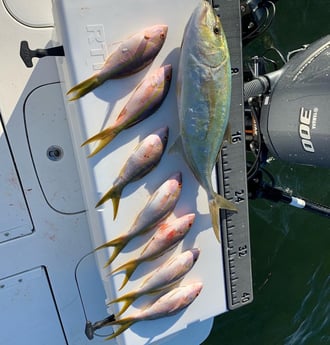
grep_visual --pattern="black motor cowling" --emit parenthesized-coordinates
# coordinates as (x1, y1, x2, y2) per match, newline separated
(259, 35, 330, 167)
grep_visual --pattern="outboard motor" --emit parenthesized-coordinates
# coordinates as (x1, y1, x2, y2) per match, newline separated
(245, 35, 330, 167)
(244, 35, 330, 217)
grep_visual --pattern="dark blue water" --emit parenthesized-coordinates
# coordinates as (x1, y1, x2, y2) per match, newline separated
(203, 1, 330, 344)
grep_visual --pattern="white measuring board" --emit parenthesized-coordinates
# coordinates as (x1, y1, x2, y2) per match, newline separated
(52, 1, 227, 344)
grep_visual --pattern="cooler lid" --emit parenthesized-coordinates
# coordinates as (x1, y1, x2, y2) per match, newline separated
(52, 0, 229, 344)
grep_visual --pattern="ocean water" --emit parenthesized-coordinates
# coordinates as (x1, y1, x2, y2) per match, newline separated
(203, 1, 330, 344)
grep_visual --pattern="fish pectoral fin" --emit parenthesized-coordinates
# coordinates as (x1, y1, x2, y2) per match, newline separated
(150, 281, 181, 296)
(224, 123, 232, 143)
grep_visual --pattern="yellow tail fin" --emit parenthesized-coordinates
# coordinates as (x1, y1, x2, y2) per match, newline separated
(95, 186, 122, 220)
(66, 75, 102, 101)
(111, 260, 139, 290)
(209, 194, 237, 242)
(81, 127, 119, 157)
(103, 243, 125, 268)
(104, 320, 134, 340)
(94, 239, 127, 267)
(109, 293, 137, 317)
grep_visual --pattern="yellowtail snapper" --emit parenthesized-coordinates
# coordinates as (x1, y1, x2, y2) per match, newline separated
(104, 282, 203, 340)
(67, 25, 168, 100)
(94, 172, 182, 267)
(95, 126, 169, 218)
(108, 248, 200, 316)
(111, 213, 195, 290)
(81, 64, 172, 157)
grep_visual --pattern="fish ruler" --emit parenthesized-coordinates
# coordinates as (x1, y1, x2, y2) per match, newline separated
(213, 0, 254, 310)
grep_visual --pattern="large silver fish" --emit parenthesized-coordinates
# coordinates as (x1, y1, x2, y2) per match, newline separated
(95, 126, 169, 218)
(94, 172, 182, 267)
(104, 282, 203, 340)
(67, 25, 168, 100)
(176, 0, 237, 241)
(82, 64, 172, 157)
(109, 248, 200, 316)
(111, 213, 195, 290)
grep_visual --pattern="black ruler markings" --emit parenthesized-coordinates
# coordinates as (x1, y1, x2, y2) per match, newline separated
(213, 0, 254, 310)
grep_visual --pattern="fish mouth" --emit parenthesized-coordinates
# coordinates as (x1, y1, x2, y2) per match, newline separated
(162, 25, 168, 33)
(199, 1, 217, 28)
(197, 2, 209, 25)
(144, 24, 168, 40)
(159, 24, 168, 39)
(195, 2, 225, 69)
(154, 126, 169, 147)
(191, 248, 201, 262)
(163, 64, 173, 80)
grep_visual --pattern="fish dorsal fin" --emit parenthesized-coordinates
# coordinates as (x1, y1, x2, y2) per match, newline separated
(168, 136, 184, 155)
(224, 123, 232, 143)
(216, 123, 232, 161)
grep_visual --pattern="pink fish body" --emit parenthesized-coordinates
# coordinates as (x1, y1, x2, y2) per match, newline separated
(67, 25, 168, 100)
(109, 248, 200, 316)
(105, 282, 203, 340)
(95, 126, 169, 218)
(112, 213, 196, 289)
(95, 172, 182, 267)
(82, 64, 172, 157)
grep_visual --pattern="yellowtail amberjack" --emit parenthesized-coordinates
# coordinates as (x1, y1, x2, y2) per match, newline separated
(175, 0, 237, 241)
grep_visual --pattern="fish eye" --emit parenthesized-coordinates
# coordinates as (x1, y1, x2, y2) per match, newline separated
(213, 26, 220, 35)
